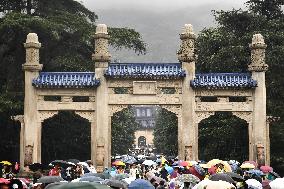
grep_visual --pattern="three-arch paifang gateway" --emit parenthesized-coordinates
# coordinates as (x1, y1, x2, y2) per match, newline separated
(17, 24, 271, 172)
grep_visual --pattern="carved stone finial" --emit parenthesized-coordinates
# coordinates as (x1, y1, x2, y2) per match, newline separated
(23, 33, 43, 71)
(177, 24, 196, 63)
(95, 24, 108, 34)
(248, 33, 268, 72)
(93, 24, 111, 67)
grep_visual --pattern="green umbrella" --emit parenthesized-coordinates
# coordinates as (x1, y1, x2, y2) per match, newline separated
(53, 182, 110, 189)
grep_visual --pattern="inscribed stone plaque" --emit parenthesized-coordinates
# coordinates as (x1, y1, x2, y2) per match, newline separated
(133, 81, 157, 95)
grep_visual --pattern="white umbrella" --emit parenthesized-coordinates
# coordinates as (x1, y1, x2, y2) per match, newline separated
(269, 178, 284, 189)
(142, 160, 156, 166)
(245, 179, 262, 189)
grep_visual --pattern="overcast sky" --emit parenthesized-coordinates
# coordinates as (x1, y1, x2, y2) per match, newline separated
(82, 0, 247, 12)
(81, 0, 248, 62)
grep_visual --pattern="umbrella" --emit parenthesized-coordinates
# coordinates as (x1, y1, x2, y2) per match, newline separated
(112, 161, 125, 166)
(165, 166, 174, 174)
(121, 156, 137, 164)
(262, 180, 270, 188)
(45, 182, 65, 189)
(50, 160, 70, 168)
(0, 178, 10, 184)
(0, 161, 12, 166)
(113, 173, 129, 180)
(128, 179, 155, 189)
(269, 178, 284, 188)
(207, 159, 223, 167)
(240, 162, 255, 169)
(188, 161, 198, 166)
(177, 174, 200, 184)
(193, 164, 205, 176)
(205, 180, 235, 189)
(123, 177, 136, 184)
(82, 173, 110, 180)
(246, 169, 265, 177)
(260, 165, 273, 173)
(192, 179, 211, 189)
(66, 159, 80, 164)
(246, 179, 262, 189)
(269, 171, 281, 178)
(103, 179, 128, 188)
(29, 163, 44, 171)
(224, 172, 244, 182)
(79, 176, 104, 183)
(37, 176, 64, 184)
(244, 161, 258, 168)
(142, 160, 156, 166)
(55, 182, 110, 189)
(209, 173, 235, 184)
(179, 161, 189, 167)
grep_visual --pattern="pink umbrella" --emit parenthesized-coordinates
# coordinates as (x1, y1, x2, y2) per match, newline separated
(179, 161, 189, 167)
(260, 165, 273, 173)
(0, 178, 10, 184)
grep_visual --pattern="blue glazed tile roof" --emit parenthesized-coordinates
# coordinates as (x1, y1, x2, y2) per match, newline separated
(190, 73, 257, 89)
(105, 63, 186, 79)
(32, 72, 100, 88)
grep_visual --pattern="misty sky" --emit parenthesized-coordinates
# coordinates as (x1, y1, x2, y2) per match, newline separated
(81, 0, 249, 62)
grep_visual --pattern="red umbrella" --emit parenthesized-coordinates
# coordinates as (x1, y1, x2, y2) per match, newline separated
(179, 161, 189, 167)
(260, 165, 273, 173)
(0, 178, 10, 184)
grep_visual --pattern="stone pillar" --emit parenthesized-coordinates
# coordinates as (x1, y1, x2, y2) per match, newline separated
(177, 24, 197, 160)
(248, 34, 269, 166)
(93, 24, 111, 172)
(22, 33, 43, 165)
(11, 115, 24, 169)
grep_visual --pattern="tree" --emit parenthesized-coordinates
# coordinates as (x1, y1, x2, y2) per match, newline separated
(196, 0, 284, 174)
(199, 112, 249, 162)
(153, 108, 178, 156)
(111, 107, 139, 155)
(0, 0, 146, 162)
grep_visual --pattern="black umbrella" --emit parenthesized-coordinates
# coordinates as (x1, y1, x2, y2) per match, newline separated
(50, 160, 70, 168)
(79, 176, 104, 183)
(37, 176, 64, 184)
(29, 163, 44, 171)
(209, 173, 235, 184)
(225, 172, 244, 182)
(82, 173, 110, 180)
(103, 179, 128, 189)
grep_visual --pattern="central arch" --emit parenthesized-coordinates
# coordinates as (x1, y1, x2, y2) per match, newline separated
(41, 111, 91, 164)
(198, 112, 249, 162)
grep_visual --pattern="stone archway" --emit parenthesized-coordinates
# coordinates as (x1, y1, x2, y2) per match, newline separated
(198, 112, 249, 162)
(41, 111, 91, 164)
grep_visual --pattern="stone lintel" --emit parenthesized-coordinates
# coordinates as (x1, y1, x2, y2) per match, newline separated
(195, 102, 252, 112)
(108, 94, 182, 105)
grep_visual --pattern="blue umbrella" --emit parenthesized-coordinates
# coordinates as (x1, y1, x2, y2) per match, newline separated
(165, 166, 174, 174)
(128, 179, 154, 189)
(246, 170, 265, 177)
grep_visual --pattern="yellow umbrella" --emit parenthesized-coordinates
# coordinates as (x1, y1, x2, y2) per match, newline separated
(187, 161, 198, 166)
(240, 163, 255, 169)
(0, 161, 12, 166)
(112, 161, 125, 166)
(207, 159, 223, 167)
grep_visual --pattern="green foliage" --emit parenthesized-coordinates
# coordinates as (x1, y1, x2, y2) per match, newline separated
(197, 0, 284, 174)
(42, 111, 91, 164)
(153, 108, 178, 156)
(0, 0, 146, 163)
(199, 112, 249, 162)
(111, 108, 139, 155)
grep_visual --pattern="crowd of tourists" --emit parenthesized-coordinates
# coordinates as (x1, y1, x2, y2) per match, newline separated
(0, 156, 284, 189)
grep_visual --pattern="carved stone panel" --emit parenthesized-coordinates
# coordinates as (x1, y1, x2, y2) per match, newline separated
(38, 111, 58, 122)
(133, 81, 157, 95)
(75, 111, 95, 122)
(195, 112, 214, 124)
(24, 145, 33, 165)
(109, 105, 128, 116)
(161, 105, 182, 117)
(184, 146, 193, 161)
(232, 112, 253, 124)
